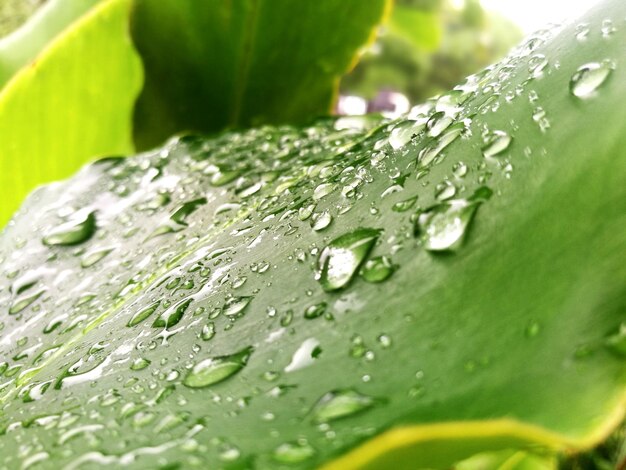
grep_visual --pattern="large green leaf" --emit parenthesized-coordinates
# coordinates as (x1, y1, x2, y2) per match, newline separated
(0, 0, 101, 88)
(0, 0, 143, 226)
(0, 1, 625, 469)
(129, 0, 391, 149)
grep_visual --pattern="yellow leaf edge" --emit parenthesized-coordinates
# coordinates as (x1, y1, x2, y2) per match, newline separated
(321, 390, 626, 469)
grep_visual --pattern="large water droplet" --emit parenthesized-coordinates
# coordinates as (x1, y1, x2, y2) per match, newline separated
(183, 346, 253, 388)
(415, 187, 492, 252)
(285, 338, 321, 372)
(152, 298, 192, 329)
(311, 389, 377, 423)
(317, 228, 381, 291)
(42, 211, 96, 246)
(482, 130, 512, 158)
(222, 296, 252, 317)
(569, 62, 613, 99)
(360, 256, 395, 283)
(127, 300, 161, 327)
(388, 120, 424, 150)
(273, 441, 316, 464)
(170, 198, 207, 225)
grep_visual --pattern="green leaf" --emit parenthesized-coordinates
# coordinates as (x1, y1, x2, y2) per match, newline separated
(0, 0, 101, 88)
(129, 0, 391, 149)
(0, 0, 143, 226)
(389, 5, 442, 51)
(1, 0, 626, 469)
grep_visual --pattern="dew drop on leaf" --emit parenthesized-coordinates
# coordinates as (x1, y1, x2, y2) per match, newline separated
(304, 302, 327, 319)
(127, 300, 161, 327)
(415, 188, 492, 252)
(222, 296, 252, 317)
(569, 61, 613, 98)
(388, 120, 424, 150)
(317, 228, 381, 291)
(360, 256, 395, 283)
(42, 211, 96, 246)
(482, 130, 512, 158)
(183, 346, 253, 388)
(272, 441, 316, 464)
(152, 298, 192, 328)
(310, 389, 378, 423)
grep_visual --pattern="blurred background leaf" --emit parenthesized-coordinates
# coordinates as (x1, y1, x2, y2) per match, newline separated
(0, 0, 100, 87)
(0, 0, 142, 226)
(130, 0, 391, 149)
(339, 0, 521, 112)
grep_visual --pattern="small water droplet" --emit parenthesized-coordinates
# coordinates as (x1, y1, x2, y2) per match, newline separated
(392, 196, 418, 213)
(304, 302, 327, 320)
(569, 61, 613, 98)
(152, 298, 192, 329)
(415, 187, 492, 252)
(183, 346, 253, 388)
(273, 441, 316, 464)
(388, 120, 424, 150)
(130, 358, 151, 371)
(127, 301, 161, 327)
(222, 296, 252, 317)
(201, 322, 216, 341)
(435, 181, 457, 201)
(311, 210, 332, 231)
(285, 338, 321, 372)
(360, 256, 395, 283)
(317, 228, 381, 291)
(311, 389, 378, 423)
(482, 130, 512, 158)
(42, 211, 96, 246)
(605, 323, 626, 357)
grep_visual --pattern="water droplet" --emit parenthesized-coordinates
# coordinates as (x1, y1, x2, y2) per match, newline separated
(426, 112, 453, 138)
(453, 162, 468, 178)
(285, 338, 321, 372)
(569, 61, 613, 98)
(435, 181, 457, 201)
(9, 289, 45, 315)
(311, 389, 378, 423)
(525, 320, 541, 338)
(317, 228, 381, 291)
(360, 256, 395, 283)
(304, 302, 327, 320)
(81, 247, 114, 268)
(222, 296, 252, 317)
(392, 196, 418, 213)
(201, 322, 216, 341)
(42, 211, 96, 246)
(127, 301, 161, 327)
(415, 187, 492, 252)
(273, 441, 316, 464)
(183, 346, 253, 388)
(528, 54, 548, 78)
(311, 210, 332, 231)
(388, 120, 424, 150)
(482, 130, 512, 158)
(152, 298, 192, 329)
(130, 358, 151, 371)
(605, 323, 626, 357)
(418, 123, 464, 167)
(170, 198, 206, 225)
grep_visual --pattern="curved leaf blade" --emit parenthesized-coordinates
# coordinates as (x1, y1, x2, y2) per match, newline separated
(0, 0, 625, 468)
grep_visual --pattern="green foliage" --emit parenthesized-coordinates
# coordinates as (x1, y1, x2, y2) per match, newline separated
(0, 1, 625, 469)
(130, 0, 391, 149)
(341, 0, 522, 103)
(0, 0, 142, 228)
(0, 0, 390, 226)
